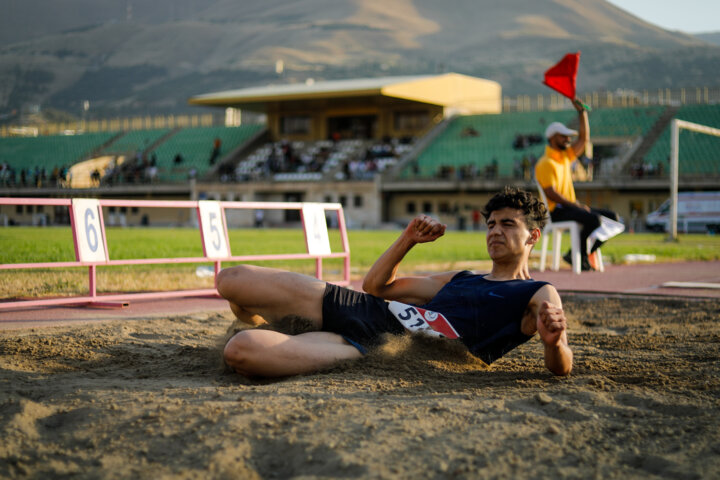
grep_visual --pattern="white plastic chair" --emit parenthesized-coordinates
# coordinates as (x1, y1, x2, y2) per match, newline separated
(536, 183, 603, 274)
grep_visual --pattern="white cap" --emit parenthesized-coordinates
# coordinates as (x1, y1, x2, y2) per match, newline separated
(545, 122, 578, 139)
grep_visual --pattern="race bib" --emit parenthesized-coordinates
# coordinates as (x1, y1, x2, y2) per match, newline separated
(388, 301, 460, 339)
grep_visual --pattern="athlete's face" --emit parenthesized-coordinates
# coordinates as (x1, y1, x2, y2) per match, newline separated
(485, 207, 538, 261)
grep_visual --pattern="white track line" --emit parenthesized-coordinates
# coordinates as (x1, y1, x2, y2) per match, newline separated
(661, 281, 720, 289)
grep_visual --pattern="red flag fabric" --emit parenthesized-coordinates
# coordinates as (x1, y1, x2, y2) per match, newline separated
(543, 52, 580, 99)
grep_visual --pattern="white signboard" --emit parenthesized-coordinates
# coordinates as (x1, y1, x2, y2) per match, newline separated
(302, 204, 331, 255)
(71, 199, 108, 262)
(197, 201, 230, 258)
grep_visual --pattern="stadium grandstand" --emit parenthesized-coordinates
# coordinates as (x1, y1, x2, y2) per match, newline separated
(400, 110, 577, 180)
(0, 132, 118, 187)
(1, 74, 719, 230)
(136, 124, 264, 183)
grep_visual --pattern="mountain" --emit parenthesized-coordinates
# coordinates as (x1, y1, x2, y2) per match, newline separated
(1, 0, 719, 119)
(695, 32, 720, 46)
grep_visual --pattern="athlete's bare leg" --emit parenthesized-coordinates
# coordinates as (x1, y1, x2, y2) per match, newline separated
(216, 264, 327, 328)
(223, 329, 362, 377)
(217, 264, 362, 377)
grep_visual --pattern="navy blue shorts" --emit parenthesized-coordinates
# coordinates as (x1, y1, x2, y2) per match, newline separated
(321, 283, 404, 354)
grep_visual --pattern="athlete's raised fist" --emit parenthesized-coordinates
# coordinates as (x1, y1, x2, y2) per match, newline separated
(405, 214, 446, 244)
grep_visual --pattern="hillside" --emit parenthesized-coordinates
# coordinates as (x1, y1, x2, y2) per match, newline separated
(1, 0, 719, 119)
(695, 32, 720, 46)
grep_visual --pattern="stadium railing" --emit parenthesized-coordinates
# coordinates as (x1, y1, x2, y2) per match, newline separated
(0, 198, 350, 312)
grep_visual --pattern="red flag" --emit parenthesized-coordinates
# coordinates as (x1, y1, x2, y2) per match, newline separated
(543, 52, 580, 100)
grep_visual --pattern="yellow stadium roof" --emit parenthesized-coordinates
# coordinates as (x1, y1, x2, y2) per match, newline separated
(188, 73, 501, 114)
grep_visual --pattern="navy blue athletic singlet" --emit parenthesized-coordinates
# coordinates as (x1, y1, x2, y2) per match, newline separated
(322, 271, 549, 364)
(416, 271, 549, 364)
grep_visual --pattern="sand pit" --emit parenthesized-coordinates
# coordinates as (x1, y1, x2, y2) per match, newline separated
(1, 295, 719, 479)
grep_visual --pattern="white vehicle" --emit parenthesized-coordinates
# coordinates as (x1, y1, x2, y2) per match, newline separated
(645, 192, 720, 234)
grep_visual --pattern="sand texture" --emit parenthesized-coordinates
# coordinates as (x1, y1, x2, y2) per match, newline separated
(1, 295, 719, 479)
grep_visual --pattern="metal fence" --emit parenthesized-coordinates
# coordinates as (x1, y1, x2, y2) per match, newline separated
(0, 198, 350, 312)
(0, 113, 219, 137)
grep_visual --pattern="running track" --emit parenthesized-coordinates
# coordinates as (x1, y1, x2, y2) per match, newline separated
(1, 261, 718, 330)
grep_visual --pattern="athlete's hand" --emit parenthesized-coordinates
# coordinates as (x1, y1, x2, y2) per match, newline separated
(405, 214, 446, 244)
(537, 301, 567, 346)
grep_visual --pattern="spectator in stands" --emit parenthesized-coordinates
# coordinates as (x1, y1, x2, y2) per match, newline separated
(513, 158, 522, 178)
(521, 156, 531, 181)
(145, 164, 158, 184)
(485, 158, 498, 179)
(103, 162, 115, 187)
(60, 166, 69, 187)
(0, 163, 9, 187)
(535, 99, 620, 271)
(281, 140, 294, 167)
(174, 153, 184, 165)
(209, 138, 222, 165)
(461, 126, 479, 137)
(91, 168, 101, 187)
(472, 209, 481, 230)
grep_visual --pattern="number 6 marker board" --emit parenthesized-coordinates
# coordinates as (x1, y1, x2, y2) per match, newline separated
(197, 200, 230, 259)
(71, 198, 108, 262)
(302, 204, 331, 255)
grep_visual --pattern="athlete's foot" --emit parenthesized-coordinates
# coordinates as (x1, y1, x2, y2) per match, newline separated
(229, 302, 267, 326)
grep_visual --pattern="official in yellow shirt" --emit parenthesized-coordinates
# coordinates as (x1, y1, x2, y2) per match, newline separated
(535, 100, 620, 271)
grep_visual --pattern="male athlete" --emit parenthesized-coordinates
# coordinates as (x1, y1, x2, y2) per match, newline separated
(219, 186, 572, 378)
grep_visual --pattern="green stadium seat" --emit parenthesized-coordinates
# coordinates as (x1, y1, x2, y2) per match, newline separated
(0, 132, 118, 173)
(101, 129, 172, 156)
(402, 110, 576, 179)
(149, 125, 264, 182)
(589, 106, 665, 138)
(643, 105, 720, 176)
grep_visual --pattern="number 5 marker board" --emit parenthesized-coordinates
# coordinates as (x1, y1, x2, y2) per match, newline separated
(197, 200, 230, 258)
(71, 198, 108, 262)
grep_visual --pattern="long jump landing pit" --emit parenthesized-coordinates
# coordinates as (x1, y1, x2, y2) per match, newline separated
(1, 262, 719, 478)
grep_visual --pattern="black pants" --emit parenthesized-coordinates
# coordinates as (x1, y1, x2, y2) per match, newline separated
(550, 205, 619, 258)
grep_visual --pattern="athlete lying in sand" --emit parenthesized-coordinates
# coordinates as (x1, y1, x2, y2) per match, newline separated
(219, 186, 573, 378)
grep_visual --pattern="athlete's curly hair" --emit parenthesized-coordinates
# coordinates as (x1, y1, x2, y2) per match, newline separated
(481, 186, 548, 231)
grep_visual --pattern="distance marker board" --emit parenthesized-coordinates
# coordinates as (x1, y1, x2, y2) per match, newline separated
(302, 204, 331, 255)
(197, 200, 230, 258)
(71, 198, 108, 262)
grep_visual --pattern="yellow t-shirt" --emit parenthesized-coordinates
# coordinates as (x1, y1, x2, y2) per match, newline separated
(535, 145, 576, 212)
